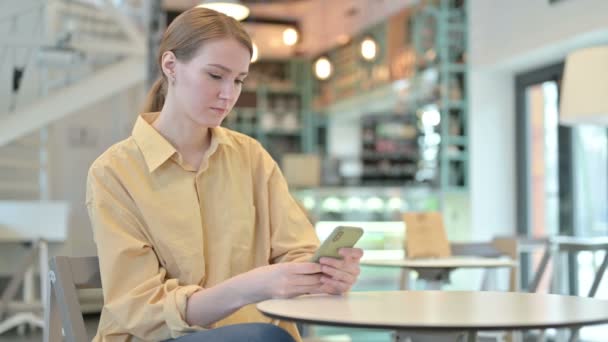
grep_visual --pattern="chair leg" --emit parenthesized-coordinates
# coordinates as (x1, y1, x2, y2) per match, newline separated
(0, 242, 39, 319)
(44, 273, 63, 342)
(528, 248, 551, 293)
(0, 313, 43, 335)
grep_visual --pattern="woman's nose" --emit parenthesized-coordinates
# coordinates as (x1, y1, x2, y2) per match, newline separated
(218, 82, 237, 100)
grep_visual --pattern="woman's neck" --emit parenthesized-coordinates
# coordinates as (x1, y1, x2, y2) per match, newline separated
(153, 101, 211, 156)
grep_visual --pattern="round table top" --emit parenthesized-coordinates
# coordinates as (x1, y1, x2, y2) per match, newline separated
(257, 291, 608, 331)
(361, 256, 516, 269)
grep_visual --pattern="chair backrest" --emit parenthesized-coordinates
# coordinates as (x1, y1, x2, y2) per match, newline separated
(450, 241, 504, 258)
(450, 239, 520, 291)
(501, 235, 551, 292)
(44, 256, 101, 342)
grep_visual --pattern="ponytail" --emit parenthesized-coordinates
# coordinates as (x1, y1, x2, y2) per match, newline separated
(142, 77, 167, 113)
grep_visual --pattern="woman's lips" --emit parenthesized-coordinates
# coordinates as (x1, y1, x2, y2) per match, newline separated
(210, 107, 226, 115)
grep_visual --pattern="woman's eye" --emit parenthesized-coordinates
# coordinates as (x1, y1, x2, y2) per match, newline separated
(209, 73, 222, 80)
(235, 79, 244, 85)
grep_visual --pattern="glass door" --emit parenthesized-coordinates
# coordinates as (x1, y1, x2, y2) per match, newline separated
(526, 80, 561, 238)
(516, 63, 570, 292)
(516, 63, 608, 340)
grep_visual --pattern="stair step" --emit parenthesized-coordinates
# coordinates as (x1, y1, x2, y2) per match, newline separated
(0, 181, 39, 193)
(0, 159, 40, 169)
(0, 146, 42, 161)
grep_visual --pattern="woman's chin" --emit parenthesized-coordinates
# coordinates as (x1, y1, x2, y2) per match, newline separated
(193, 116, 224, 128)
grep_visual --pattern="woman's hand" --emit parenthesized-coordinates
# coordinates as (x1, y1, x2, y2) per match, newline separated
(318, 248, 364, 295)
(235, 262, 323, 304)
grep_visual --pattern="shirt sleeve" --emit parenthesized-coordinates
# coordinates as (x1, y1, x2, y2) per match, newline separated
(257, 149, 320, 263)
(86, 163, 204, 340)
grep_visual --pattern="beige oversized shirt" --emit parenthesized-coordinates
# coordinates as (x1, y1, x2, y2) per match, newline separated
(86, 113, 320, 341)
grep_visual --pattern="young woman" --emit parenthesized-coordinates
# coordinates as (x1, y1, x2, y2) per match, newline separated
(86, 7, 363, 342)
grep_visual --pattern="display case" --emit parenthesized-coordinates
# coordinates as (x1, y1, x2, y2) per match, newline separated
(360, 114, 422, 186)
(292, 186, 440, 259)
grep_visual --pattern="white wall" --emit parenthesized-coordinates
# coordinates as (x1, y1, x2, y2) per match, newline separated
(49, 83, 144, 256)
(468, 0, 608, 237)
(469, 69, 515, 239)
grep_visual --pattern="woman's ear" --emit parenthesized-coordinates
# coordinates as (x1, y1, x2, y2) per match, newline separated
(161, 51, 177, 81)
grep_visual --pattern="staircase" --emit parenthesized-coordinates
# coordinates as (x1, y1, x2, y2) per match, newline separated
(0, 0, 148, 200)
(0, 0, 153, 333)
(0, 132, 49, 200)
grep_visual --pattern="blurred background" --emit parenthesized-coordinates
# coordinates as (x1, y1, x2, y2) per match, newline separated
(0, 0, 607, 341)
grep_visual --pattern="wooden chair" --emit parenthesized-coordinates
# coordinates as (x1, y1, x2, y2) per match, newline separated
(42, 256, 349, 342)
(44, 256, 101, 342)
(451, 238, 519, 292)
(0, 239, 49, 336)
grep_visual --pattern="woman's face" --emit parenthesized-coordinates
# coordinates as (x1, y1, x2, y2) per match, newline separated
(169, 38, 251, 127)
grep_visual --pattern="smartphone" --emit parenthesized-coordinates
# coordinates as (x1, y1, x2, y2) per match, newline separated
(310, 226, 364, 263)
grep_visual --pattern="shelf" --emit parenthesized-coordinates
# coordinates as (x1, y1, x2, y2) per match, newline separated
(443, 186, 469, 194)
(413, 1, 468, 192)
(226, 124, 257, 134)
(446, 136, 468, 146)
(361, 151, 419, 160)
(446, 22, 466, 32)
(362, 170, 417, 177)
(445, 64, 467, 73)
(263, 130, 301, 137)
(441, 100, 465, 110)
(245, 86, 300, 95)
(446, 153, 468, 162)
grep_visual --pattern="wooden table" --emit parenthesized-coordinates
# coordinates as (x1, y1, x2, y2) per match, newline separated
(257, 291, 608, 342)
(361, 256, 516, 290)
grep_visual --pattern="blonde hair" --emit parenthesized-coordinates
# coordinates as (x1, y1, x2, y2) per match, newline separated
(142, 7, 253, 113)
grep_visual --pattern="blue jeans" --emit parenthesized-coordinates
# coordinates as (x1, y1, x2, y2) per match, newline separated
(167, 323, 295, 342)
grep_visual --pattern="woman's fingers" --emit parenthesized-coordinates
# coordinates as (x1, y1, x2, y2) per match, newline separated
(289, 262, 322, 274)
(293, 284, 324, 296)
(339, 248, 364, 260)
(319, 257, 360, 278)
(320, 277, 349, 294)
(320, 264, 356, 284)
(290, 273, 323, 286)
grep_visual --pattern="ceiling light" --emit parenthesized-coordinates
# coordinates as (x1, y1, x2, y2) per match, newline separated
(361, 36, 377, 61)
(282, 27, 299, 46)
(251, 41, 259, 63)
(314, 56, 332, 80)
(197, 0, 250, 21)
(421, 106, 441, 126)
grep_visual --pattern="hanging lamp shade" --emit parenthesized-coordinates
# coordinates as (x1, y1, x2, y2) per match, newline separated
(560, 45, 608, 126)
(197, 0, 250, 21)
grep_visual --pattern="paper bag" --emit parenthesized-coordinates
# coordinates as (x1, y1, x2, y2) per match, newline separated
(403, 212, 451, 258)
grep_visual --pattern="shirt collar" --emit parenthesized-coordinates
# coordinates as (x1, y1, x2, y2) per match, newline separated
(132, 112, 234, 173)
